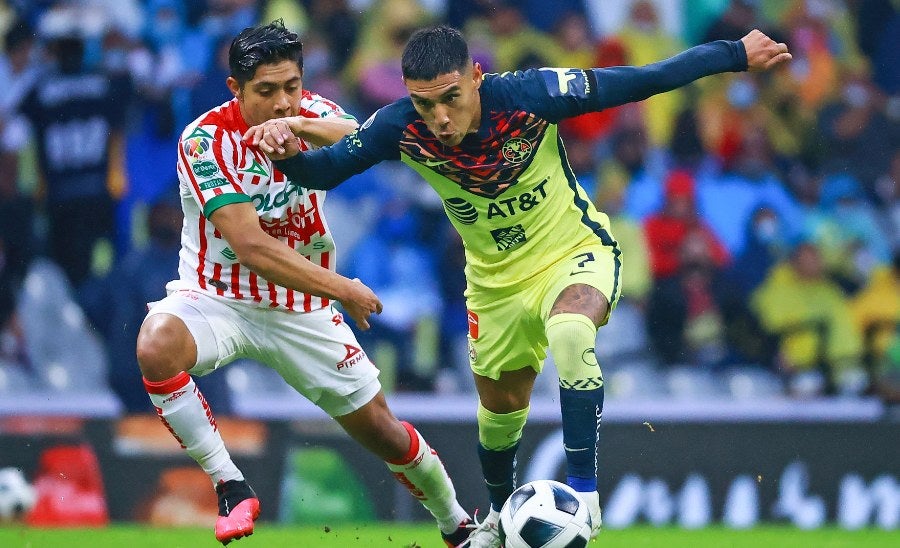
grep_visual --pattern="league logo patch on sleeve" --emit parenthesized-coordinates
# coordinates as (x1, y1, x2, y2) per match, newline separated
(183, 137, 209, 161)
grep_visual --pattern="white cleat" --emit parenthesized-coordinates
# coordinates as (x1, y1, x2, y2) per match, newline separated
(579, 490, 602, 538)
(460, 508, 501, 548)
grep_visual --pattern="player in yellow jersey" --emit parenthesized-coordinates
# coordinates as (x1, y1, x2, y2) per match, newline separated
(247, 25, 791, 547)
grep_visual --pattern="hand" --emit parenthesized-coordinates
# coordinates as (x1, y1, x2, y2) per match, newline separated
(740, 29, 792, 72)
(339, 278, 383, 331)
(243, 119, 301, 160)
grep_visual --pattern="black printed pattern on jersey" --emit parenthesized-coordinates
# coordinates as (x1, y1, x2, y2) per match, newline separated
(398, 110, 549, 199)
(490, 225, 527, 250)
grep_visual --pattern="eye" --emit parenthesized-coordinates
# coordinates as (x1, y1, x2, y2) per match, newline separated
(286, 84, 300, 93)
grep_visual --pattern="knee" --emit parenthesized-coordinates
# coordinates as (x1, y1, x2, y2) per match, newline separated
(136, 315, 196, 381)
(547, 313, 601, 385)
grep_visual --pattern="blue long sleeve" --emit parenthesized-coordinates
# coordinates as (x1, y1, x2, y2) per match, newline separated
(591, 40, 747, 110)
(272, 148, 362, 190)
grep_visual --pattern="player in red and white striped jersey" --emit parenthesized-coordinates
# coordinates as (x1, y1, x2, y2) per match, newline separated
(174, 87, 342, 312)
(135, 21, 472, 547)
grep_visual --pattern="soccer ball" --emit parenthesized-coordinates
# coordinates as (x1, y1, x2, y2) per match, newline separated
(0, 467, 37, 522)
(499, 480, 593, 548)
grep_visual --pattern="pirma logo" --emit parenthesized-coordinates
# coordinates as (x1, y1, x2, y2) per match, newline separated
(337, 344, 366, 370)
(501, 137, 533, 164)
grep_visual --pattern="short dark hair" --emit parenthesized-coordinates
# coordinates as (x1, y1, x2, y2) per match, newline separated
(401, 25, 470, 81)
(229, 20, 303, 86)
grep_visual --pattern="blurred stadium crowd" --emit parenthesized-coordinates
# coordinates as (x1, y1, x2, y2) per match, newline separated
(0, 0, 897, 414)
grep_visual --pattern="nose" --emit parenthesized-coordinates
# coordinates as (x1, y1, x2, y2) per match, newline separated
(433, 104, 451, 127)
(274, 91, 292, 113)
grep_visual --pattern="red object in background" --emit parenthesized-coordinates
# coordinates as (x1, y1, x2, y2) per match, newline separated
(26, 443, 109, 527)
(558, 38, 630, 143)
(644, 171, 730, 279)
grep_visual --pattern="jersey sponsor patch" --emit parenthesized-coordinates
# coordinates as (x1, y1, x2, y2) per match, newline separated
(490, 224, 527, 250)
(467, 310, 479, 339)
(191, 160, 219, 177)
(444, 197, 478, 224)
(198, 177, 230, 191)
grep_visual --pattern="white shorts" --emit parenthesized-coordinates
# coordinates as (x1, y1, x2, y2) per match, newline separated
(144, 289, 381, 417)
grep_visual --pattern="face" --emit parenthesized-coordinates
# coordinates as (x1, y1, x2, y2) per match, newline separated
(793, 243, 823, 279)
(405, 62, 483, 147)
(228, 59, 303, 127)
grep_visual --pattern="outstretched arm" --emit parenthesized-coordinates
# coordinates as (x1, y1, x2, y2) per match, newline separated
(244, 104, 405, 190)
(593, 29, 789, 110)
(243, 115, 358, 152)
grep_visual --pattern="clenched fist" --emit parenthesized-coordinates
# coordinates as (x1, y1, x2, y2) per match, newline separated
(741, 29, 792, 72)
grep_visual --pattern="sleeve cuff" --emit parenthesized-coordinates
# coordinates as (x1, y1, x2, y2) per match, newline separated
(203, 193, 252, 218)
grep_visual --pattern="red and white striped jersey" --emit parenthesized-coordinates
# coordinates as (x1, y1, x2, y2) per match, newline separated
(170, 90, 354, 312)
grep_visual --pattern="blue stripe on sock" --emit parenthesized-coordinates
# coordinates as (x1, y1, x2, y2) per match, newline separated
(567, 475, 597, 492)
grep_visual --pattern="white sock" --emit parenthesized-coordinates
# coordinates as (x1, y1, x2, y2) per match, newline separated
(386, 422, 470, 533)
(144, 372, 243, 486)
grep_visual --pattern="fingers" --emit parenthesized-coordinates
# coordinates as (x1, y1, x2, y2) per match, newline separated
(243, 122, 294, 155)
(765, 52, 792, 69)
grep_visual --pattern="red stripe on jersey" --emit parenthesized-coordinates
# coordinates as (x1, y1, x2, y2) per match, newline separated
(212, 128, 243, 192)
(232, 131, 239, 172)
(286, 288, 294, 310)
(197, 216, 208, 289)
(179, 142, 206, 206)
(303, 256, 313, 312)
(286, 234, 295, 310)
(231, 263, 243, 299)
(321, 251, 331, 307)
(267, 282, 278, 308)
(249, 271, 262, 302)
(212, 263, 224, 296)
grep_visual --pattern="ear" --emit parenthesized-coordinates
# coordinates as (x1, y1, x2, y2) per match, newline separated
(472, 62, 484, 89)
(226, 76, 241, 99)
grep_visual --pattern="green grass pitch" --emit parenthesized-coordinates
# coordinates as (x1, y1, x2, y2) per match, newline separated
(1, 523, 897, 548)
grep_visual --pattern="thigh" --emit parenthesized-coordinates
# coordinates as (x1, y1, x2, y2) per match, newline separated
(143, 290, 250, 375)
(262, 306, 381, 417)
(541, 244, 621, 326)
(466, 287, 546, 380)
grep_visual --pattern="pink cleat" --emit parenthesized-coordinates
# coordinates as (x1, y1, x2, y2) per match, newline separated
(214, 480, 260, 545)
